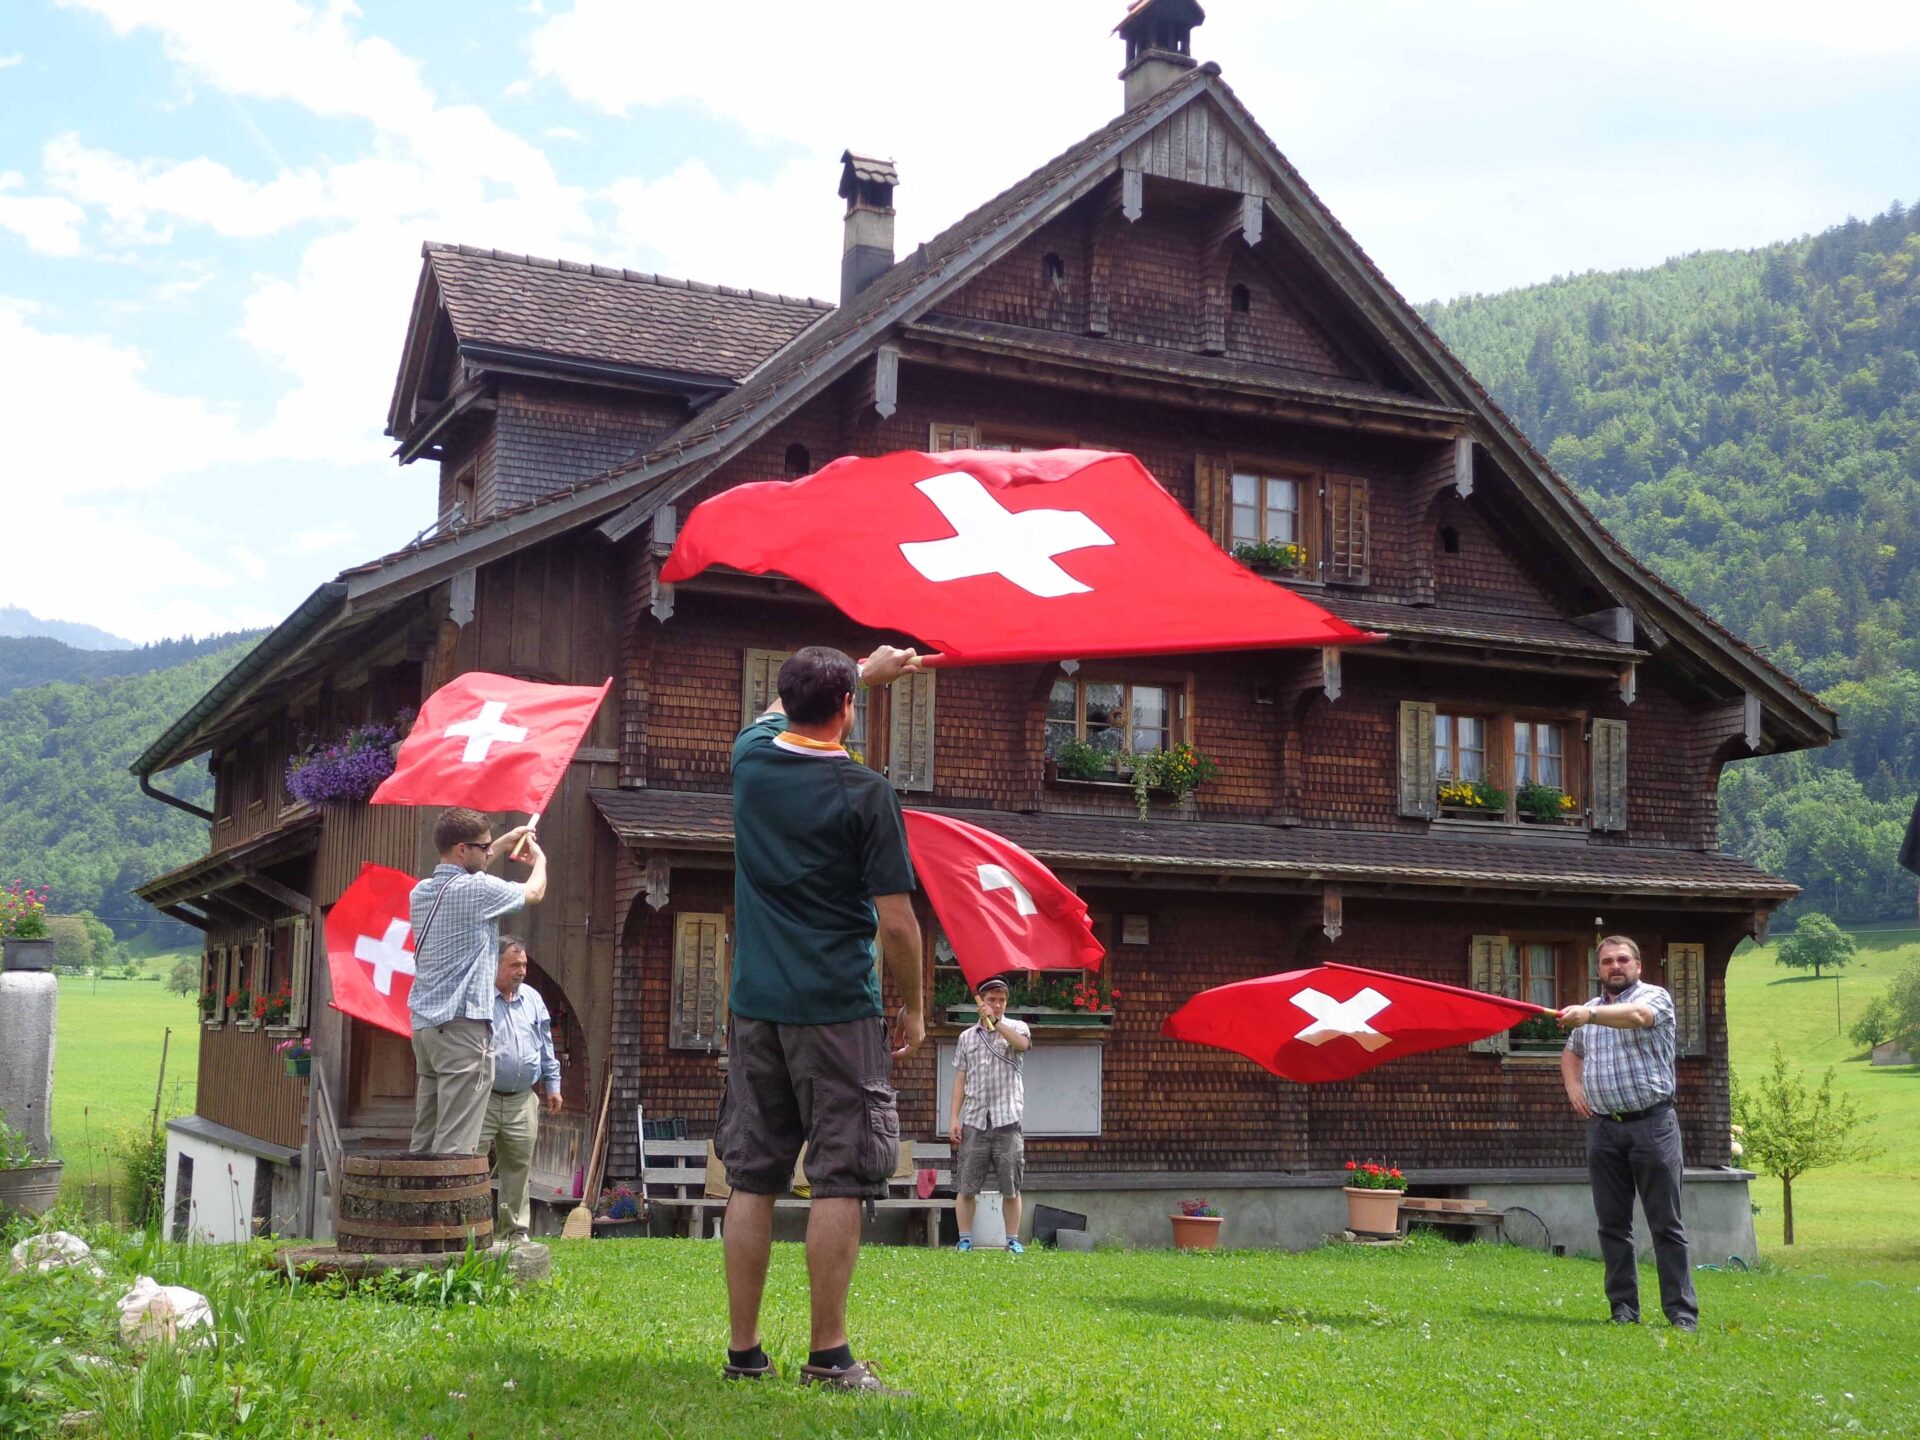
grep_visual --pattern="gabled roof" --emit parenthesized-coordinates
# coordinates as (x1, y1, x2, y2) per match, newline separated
(385, 243, 835, 441)
(145, 61, 1834, 776)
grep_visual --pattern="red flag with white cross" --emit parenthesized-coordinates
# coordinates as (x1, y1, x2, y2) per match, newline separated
(369, 671, 611, 814)
(660, 450, 1378, 665)
(324, 863, 419, 1036)
(902, 810, 1105, 988)
(1161, 962, 1548, 1083)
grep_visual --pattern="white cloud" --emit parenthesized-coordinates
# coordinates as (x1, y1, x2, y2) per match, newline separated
(542, 125, 583, 142)
(605, 159, 838, 298)
(0, 53, 23, 69)
(279, 523, 357, 554)
(44, 133, 335, 239)
(0, 173, 86, 256)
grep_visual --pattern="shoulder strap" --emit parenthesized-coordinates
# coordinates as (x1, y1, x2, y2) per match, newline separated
(413, 872, 456, 954)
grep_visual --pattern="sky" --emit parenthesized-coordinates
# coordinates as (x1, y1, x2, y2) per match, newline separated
(3, 0, 1916, 645)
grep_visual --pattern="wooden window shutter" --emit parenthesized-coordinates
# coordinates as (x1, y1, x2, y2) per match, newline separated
(1324, 474, 1371, 585)
(1589, 718, 1628, 831)
(288, 916, 312, 1029)
(670, 912, 730, 1051)
(740, 648, 792, 728)
(929, 422, 979, 451)
(1668, 942, 1707, 1057)
(1469, 935, 1511, 1053)
(1397, 701, 1438, 818)
(205, 946, 225, 1027)
(887, 670, 937, 792)
(1193, 453, 1232, 548)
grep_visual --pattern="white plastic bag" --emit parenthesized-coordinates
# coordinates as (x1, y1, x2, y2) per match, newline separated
(8, 1231, 104, 1277)
(116, 1275, 214, 1350)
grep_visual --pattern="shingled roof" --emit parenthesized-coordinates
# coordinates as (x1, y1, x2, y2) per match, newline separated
(421, 242, 834, 383)
(589, 789, 1799, 901)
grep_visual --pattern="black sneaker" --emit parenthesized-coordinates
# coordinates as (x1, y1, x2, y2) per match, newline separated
(1670, 1316, 1699, 1333)
(798, 1359, 913, 1397)
(1610, 1307, 1641, 1325)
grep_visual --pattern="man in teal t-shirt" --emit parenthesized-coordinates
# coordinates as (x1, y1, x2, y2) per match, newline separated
(715, 643, 926, 1397)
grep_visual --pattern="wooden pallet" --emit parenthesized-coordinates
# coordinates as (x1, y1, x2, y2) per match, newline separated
(1398, 1196, 1491, 1213)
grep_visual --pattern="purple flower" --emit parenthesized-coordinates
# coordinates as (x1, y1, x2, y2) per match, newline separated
(285, 721, 401, 805)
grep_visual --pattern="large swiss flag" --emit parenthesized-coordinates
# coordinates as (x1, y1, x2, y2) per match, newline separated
(324, 863, 419, 1036)
(903, 810, 1105, 987)
(661, 450, 1377, 665)
(1162, 962, 1546, 1083)
(370, 672, 611, 814)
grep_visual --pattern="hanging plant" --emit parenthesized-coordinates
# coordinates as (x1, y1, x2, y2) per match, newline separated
(284, 714, 411, 807)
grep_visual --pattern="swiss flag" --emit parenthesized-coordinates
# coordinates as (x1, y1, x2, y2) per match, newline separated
(661, 450, 1378, 665)
(1161, 962, 1546, 1084)
(324, 863, 419, 1036)
(903, 810, 1105, 988)
(370, 672, 611, 814)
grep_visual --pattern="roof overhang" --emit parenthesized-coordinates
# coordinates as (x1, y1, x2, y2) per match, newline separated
(134, 814, 322, 930)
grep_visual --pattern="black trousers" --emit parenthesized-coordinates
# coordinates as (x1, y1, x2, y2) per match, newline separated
(1587, 1106, 1698, 1324)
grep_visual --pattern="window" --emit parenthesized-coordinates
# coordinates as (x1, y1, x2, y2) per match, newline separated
(1046, 677, 1175, 769)
(1229, 471, 1301, 551)
(1230, 283, 1251, 313)
(741, 647, 929, 788)
(1434, 713, 1486, 782)
(1505, 941, 1562, 1012)
(1515, 721, 1564, 790)
(930, 915, 1113, 1026)
(1042, 251, 1066, 291)
(978, 429, 1071, 452)
(784, 442, 811, 476)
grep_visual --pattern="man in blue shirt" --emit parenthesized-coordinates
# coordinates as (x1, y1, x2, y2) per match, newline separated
(408, 807, 548, 1155)
(480, 936, 562, 1241)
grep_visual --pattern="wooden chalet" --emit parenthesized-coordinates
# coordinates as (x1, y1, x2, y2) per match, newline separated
(135, 1, 1832, 1253)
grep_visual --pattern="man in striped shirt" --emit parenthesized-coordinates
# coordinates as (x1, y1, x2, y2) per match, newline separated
(1559, 935, 1698, 1332)
(947, 975, 1032, 1254)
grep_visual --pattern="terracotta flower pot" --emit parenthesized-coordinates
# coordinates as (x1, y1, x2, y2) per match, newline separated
(1343, 1186, 1403, 1237)
(1169, 1214, 1223, 1249)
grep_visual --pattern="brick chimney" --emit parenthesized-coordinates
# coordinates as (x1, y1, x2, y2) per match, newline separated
(838, 150, 898, 305)
(1115, 0, 1204, 110)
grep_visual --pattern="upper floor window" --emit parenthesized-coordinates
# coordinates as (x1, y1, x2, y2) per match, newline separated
(1514, 720, 1565, 791)
(1434, 713, 1487, 783)
(1046, 677, 1175, 771)
(741, 647, 935, 792)
(1230, 471, 1301, 553)
(1403, 703, 1625, 830)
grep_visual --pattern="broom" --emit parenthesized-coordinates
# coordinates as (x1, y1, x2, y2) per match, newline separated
(562, 1072, 614, 1240)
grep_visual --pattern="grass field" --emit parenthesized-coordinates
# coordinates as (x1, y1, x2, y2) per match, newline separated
(1725, 925, 1920, 1271)
(49, 969, 199, 1206)
(3, 1228, 1917, 1440)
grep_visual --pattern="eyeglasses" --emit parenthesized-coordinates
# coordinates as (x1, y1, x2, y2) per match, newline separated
(463, 839, 493, 852)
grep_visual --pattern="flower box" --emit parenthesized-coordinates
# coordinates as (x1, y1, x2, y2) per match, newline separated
(283, 1055, 311, 1078)
(945, 1004, 1113, 1029)
(2, 938, 54, 973)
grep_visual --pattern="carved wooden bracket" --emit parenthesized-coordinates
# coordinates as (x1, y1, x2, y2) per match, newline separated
(1086, 173, 1142, 337)
(644, 854, 670, 912)
(1618, 662, 1637, 706)
(1322, 886, 1343, 943)
(648, 505, 677, 622)
(872, 344, 899, 419)
(448, 568, 476, 628)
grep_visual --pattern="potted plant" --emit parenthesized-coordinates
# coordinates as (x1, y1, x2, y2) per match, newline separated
(255, 980, 294, 1027)
(0, 1109, 61, 1219)
(1437, 777, 1508, 819)
(1126, 744, 1220, 820)
(200, 980, 222, 1025)
(275, 1035, 312, 1078)
(230, 986, 257, 1028)
(1053, 736, 1115, 782)
(1507, 1014, 1566, 1052)
(592, 1184, 647, 1236)
(1, 882, 54, 973)
(1232, 540, 1305, 575)
(1342, 1160, 1408, 1236)
(284, 715, 410, 808)
(1516, 781, 1579, 825)
(1012, 973, 1119, 1028)
(1169, 1197, 1224, 1249)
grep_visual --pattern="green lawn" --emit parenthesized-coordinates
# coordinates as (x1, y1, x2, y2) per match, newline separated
(50, 970, 199, 1204)
(1726, 926, 1920, 1269)
(3, 1231, 1917, 1440)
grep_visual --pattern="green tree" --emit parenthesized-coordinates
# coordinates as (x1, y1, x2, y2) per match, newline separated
(43, 914, 96, 970)
(1775, 912, 1857, 979)
(166, 953, 199, 996)
(1732, 1045, 1880, 1244)
(1848, 994, 1894, 1051)
(1885, 962, 1920, 1052)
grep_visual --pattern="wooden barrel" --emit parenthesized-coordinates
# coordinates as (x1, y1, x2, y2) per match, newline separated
(335, 1152, 494, 1254)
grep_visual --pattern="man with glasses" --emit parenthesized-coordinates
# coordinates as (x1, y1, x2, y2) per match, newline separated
(1559, 934, 1698, 1332)
(408, 806, 549, 1156)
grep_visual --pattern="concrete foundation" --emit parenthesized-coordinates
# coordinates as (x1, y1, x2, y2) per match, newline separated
(163, 1117, 302, 1244)
(1017, 1167, 1759, 1264)
(0, 972, 57, 1157)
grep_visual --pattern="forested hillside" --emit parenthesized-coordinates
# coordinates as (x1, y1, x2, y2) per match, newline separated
(0, 630, 263, 695)
(1425, 201, 1920, 920)
(0, 639, 255, 945)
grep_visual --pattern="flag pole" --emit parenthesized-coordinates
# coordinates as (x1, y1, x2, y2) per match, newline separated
(510, 812, 541, 862)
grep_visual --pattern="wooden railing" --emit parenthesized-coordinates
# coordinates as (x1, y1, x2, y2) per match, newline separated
(311, 1061, 343, 1203)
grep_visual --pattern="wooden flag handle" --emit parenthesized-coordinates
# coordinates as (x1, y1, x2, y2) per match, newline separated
(509, 812, 541, 861)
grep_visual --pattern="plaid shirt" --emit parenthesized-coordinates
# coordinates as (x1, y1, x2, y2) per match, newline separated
(954, 1018, 1031, 1130)
(408, 865, 526, 1029)
(1566, 979, 1677, 1114)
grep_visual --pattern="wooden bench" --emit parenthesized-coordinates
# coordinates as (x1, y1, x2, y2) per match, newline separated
(1397, 1195, 1505, 1239)
(639, 1139, 957, 1246)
